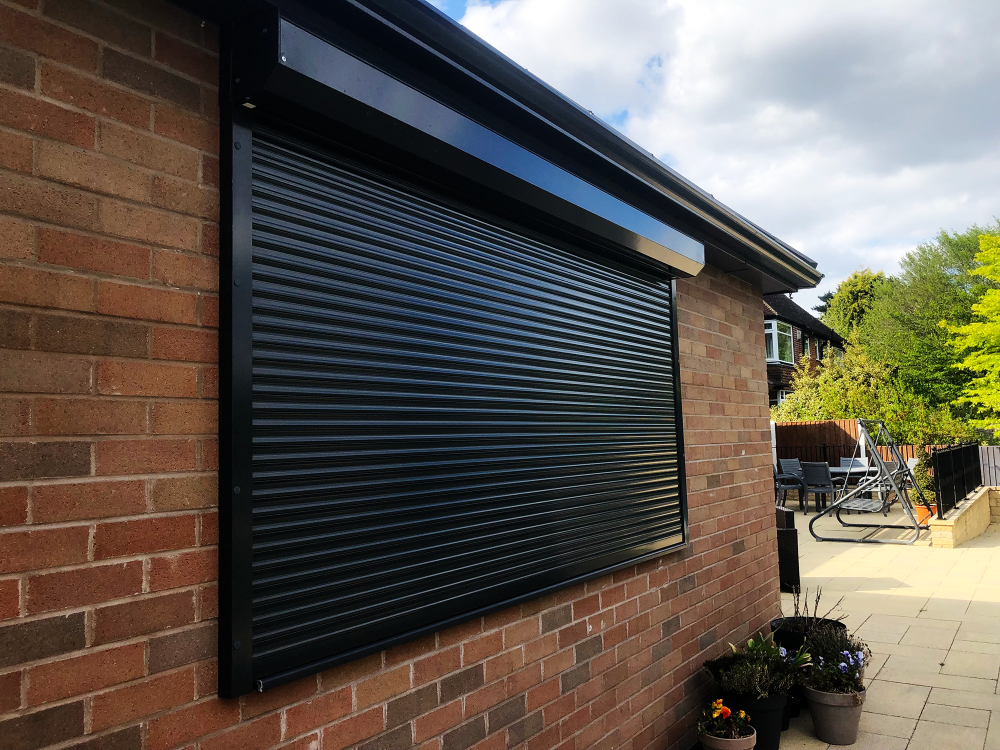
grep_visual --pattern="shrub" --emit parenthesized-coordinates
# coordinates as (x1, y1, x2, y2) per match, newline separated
(703, 632, 811, 699)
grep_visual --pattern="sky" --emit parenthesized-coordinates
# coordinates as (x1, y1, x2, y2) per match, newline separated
(426, 0, 1000, 314)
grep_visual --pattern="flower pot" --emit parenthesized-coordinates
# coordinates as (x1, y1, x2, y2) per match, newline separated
(721, 694, 786, 750)
(769, 617, 846, 729)
(699, 728, 757, 749)
(803, 686, 865, 745)
(916, 504, 937, 524)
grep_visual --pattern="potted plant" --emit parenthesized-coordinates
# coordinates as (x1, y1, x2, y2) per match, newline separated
(703, 632, 810, 750)
(697, 698, 756, 749)
(770, 589, 846, 726)
(913, 450, 937, 523)
(802, 627, 871, 745)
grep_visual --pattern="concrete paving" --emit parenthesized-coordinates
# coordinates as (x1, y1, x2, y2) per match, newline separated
(778, 509, 1000, 749)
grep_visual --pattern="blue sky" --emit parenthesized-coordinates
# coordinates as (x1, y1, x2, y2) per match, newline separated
(427, 0, 1000, 313)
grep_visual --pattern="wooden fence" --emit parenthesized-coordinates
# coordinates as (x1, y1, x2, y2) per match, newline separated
(773, 419, 930, 465)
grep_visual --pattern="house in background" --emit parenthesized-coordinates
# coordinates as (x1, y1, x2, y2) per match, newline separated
(764, 293, 845, 405)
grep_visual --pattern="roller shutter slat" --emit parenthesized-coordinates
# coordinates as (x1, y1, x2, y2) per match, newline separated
(247, 128, 685, 681)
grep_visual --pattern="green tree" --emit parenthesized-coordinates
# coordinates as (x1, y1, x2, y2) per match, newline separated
(821, 269, 886, 336)
(812, 290, 835, 315)
(857, 221, 1000, 407)
(770, 346, 976, 445)
(947, 235, 1000, 430)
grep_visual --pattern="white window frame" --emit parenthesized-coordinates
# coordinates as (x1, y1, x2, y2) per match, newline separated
(803, 335, 811, 359)
(776, 389, 790, 404)
(765, 320, 794, 364)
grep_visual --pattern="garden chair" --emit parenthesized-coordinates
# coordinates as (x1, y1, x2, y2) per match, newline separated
(778, 459, 806, 509)
(774, 465, 806, 510)
(801, 462, 841, 514)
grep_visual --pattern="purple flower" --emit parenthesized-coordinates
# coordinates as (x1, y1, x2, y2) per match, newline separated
(779, 647, 787, 658)
(839, 663, 848, 673)
(856, 651, 865, 663)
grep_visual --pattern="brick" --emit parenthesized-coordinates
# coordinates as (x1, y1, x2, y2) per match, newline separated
(358, 725, 413, 750)
(201, 295, 220, 327)
(27, 642, 144, 705)
(152, 176, 220, 221)
(202, 366, 219, 398)
(35, 398, 147, 435)
(153, 327, 218, 362)
(96, 438, 197, 475)
(241, 676, 318, 719)
(199, 582, 218, 616)
(0, 612, 85, 668)
(0, 441, 91, 481)
(414, 646, 461, 684)
(39, 228, 151, 281)
(0, 87, 94, 149)
(98, 121, 200, 179)
(35, 313, 149, 359)
(0, 580, 18, 620)
(102, 49, 201, 109)
(153, 32, 218, 82)
(27, 561, 142, 614)
(0, 309, 31, 349)
(560, 663, 589, 693)
(0, 399, 31, 437)
(0, 350, 92, 394)
(155, 104, 219, 153)
(152, 473, 218, 510)
(201, 222, 219, 255)
(96, 200, 199, 252)
(0, 265, 94, 313)
(284, 687, 351, 736)
(357, 664, 412, 708)
(196, 657, 218, 697)
(0, 217, 34, 260)
(202, 436, 218, 468)
(275, 735, 322, 750)
(102, 0, 205, 45)
(42, 63, 151, 131)
(0, 45, 34, 89)
(201, 714, 282, 750)
(154, 251, 219, 293)
(148, 622, 216, 672)
(34, 480, 146, 523)
(443, 717, 485, 750)
(0, 172, 97, 229)
(541, 605, 572, 634)
(0, 130, 33, 175)
(487, 695, 526, 732)
(147, 698, 241, 750)
(0, 486, 28, 525)
(64, 725, 141, 750)
(322, 707, 385, 750)
(95, 590, 196, 644)
(202, 155, 220, 187)
(45, 0, 152, 56)
(92, 668, 193, 730)
(0, 5, 99, 71)
(0, 701, 84, 750)
(507, 711, 543, 746)
(463, 631, 503, 664)
(387, 684, 438, 728)
(0, 526, 90, 574)
(149, 548, 217, 591)
(320, 652, 383, 692)
(416, 701, 463, 743)
(0, 669, 20, 712)
(95, 515, 197, 559)
(152, 402, 218, 434)
(440, 665, 484, 702)
(98, 360, 198, 397)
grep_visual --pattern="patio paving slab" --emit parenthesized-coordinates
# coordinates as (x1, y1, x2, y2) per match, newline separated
(780, 510, 1000, 748)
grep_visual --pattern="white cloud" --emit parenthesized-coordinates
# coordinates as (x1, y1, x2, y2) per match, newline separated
(460, 0, 1000, 310)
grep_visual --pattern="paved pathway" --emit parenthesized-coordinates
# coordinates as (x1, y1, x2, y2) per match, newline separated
(778, 510, 1000, 749)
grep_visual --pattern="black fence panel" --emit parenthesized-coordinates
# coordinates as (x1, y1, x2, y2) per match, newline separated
(932, 444, 983, 519)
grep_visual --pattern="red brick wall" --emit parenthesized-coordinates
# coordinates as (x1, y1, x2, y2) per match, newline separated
(0, 3, 779, 749)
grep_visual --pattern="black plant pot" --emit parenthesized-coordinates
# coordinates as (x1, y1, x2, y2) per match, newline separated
(770, 617, 847, 730)
(721, 693, 787, 750)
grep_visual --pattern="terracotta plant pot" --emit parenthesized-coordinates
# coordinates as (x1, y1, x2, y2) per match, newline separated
(721, 694, 786, 750)
(803, 686, 865, 745)
(699, 728, 757, 749)
(916, 504, 938, 524)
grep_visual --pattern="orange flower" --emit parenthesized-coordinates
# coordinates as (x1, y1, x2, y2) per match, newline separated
(720, 707, 731, 719)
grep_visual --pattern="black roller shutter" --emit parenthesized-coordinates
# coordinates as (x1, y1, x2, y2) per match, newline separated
(233, 125, 686, 691)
